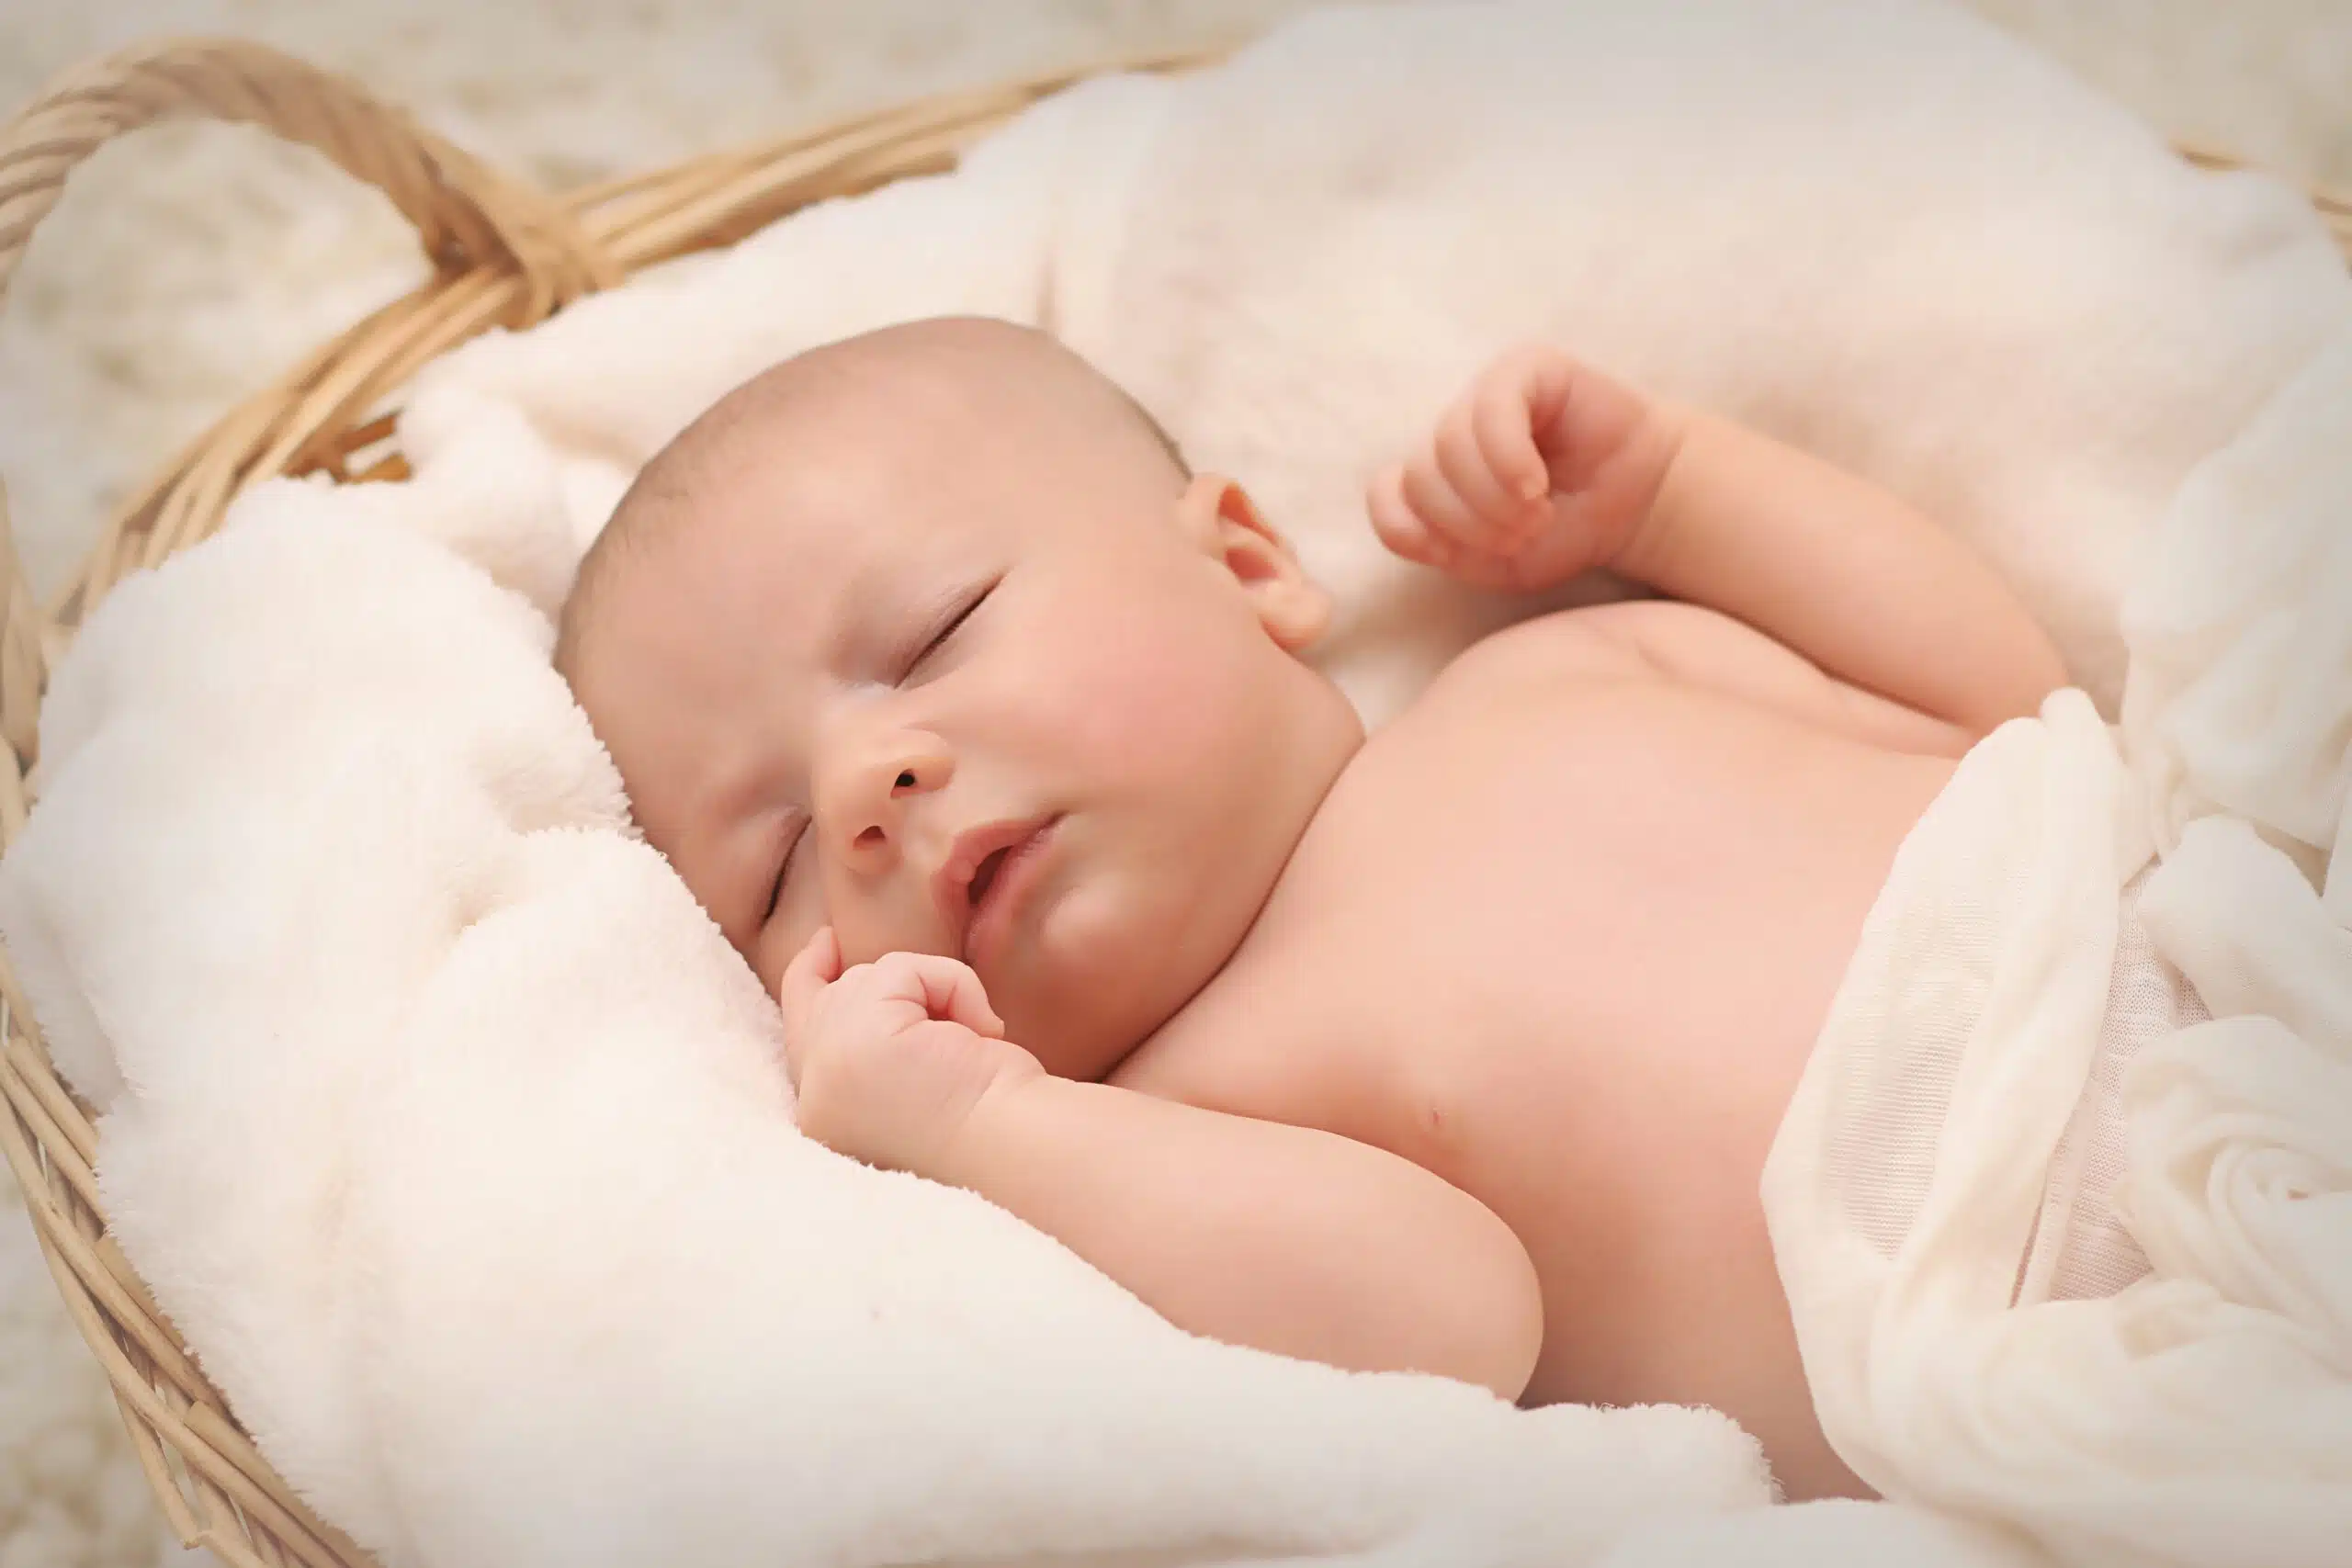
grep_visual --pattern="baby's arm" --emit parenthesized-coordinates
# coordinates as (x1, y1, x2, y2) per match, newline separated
(1372, 347, 2070, 739)
(779, 934, 1543, 1400)
(1623, 408, 2068, 737)
(937, 1071, 1544, 1398)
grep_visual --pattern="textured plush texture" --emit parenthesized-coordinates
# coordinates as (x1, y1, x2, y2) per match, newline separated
(1, 2, 2348, 1565)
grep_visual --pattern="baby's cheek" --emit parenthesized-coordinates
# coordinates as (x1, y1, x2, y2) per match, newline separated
(1046, 618, 1236, 776)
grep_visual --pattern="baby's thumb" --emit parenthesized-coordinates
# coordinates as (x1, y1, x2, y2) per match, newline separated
(777, 928, 842, 1037)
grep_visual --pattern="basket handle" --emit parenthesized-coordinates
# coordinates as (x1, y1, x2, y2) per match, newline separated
(0, 37, 616, 313)
(0, 38, 620, 782)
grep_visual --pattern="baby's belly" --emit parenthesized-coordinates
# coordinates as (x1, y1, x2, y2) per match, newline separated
(1282, 679, 1955, 1498)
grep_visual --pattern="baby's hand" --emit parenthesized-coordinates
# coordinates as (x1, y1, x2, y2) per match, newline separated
(1368, 344, 1684, 593)
(778, 929, 1044, 1177)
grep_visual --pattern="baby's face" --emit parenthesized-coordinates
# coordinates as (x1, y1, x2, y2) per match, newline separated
(572, 350, 1355, 1079)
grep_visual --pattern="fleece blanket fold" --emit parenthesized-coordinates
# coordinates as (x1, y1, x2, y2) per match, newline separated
(2, 2, 2346, 1565)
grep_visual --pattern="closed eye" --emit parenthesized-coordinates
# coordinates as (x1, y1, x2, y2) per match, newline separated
(906, 578, 999, 678)
(763, 822, 806, 922)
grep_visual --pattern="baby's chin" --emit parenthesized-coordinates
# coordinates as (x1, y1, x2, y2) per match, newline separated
(1007, 874, 1242, 1080)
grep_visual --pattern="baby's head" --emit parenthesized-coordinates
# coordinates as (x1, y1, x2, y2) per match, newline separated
(559, 317, 1362, 1079)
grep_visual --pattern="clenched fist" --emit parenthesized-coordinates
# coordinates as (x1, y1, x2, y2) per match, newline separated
(778, 929, 1044, 1177)
(1369, 344, 1685, 594)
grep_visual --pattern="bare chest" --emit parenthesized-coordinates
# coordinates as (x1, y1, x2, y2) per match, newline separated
(1121, 654, 1951, 1468)
(1156, 672, 1946, 1156)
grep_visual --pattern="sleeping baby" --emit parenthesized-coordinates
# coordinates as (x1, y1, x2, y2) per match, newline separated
(557, 315, 2106, 1503)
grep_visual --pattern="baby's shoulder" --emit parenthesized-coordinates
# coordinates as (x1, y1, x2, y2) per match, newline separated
(1435, 604, 1658, 688)
(1422, 599, 1770, 702)
(1403, 603, 1734, 735)
(1371, 604, 1696, 754)
(1108, 937, 1388, 1137)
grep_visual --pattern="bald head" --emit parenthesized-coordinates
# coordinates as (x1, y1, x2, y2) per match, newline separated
(554, 317, 1188, 681)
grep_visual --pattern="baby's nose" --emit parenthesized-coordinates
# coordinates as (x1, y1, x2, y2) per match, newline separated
(825, 735, 954, 866)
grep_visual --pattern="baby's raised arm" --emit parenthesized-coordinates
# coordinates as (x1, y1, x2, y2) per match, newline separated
(1372, 347, 2069, 739)
(779, 932, 1544, 1400)
(1626, 405, 2068, 736)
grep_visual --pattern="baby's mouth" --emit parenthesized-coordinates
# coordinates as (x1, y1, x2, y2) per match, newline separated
(933, 814, 1060, 963)
(967, 846, 1012, 908)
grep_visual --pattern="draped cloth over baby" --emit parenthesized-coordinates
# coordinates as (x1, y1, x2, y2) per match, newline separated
(1764, 333, 2352, 1568)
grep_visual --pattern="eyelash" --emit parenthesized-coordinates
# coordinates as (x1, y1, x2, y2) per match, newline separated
(763, 825, 804, 921)
(910, 578, 998, 676)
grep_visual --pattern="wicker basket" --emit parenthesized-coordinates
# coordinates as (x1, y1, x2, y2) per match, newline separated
(0, 35, 2346, 1568)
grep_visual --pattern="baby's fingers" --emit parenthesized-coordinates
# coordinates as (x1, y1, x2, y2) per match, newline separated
(1475, 359, 1558, 505)
(1368, 462, 1460, 571)
(778, 927, 844, 1077)
(1397, 448, 1495, 554)
(1435, 395, 1535, 527)
(869, 950, 1006, 1039)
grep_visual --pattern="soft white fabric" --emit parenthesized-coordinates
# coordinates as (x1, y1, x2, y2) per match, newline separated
(1, 2, 2347, 1565)
(2022, 865, 2210, 1308)
(1762, 328, 2352, 1568)
(2, 500, 1771, 1568)
(401, 0, 2347, 727)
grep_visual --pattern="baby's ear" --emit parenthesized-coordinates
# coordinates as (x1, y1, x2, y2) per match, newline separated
(1176, 475, 1330, 652)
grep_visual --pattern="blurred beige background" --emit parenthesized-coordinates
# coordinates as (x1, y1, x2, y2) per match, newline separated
(0, 2, 2346, 1564)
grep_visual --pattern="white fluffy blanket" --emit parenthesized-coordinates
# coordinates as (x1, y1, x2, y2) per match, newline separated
(1, 2, 2345, 1564)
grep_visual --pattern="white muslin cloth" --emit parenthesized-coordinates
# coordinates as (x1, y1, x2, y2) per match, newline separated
(1763, 331, 2352, 1568)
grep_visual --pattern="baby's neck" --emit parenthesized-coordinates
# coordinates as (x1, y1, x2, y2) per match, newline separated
(1106, 725, 1365, 1089)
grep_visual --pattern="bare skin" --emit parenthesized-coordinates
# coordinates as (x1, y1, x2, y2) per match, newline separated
(563, 318, 2070, 1503)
